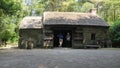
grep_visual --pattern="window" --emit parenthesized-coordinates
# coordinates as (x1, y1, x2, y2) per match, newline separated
(91, 33, 95, 40)
(79, 33, 83, 38)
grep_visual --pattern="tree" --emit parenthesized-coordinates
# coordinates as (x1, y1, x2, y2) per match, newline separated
(0, 16, 16, 46)
(0, 0, 22, 15)
(109, 20, 120, 47)
(91, 0, 120, 23)
(80, 2, 94, 12)
(0, 0, 22, 46)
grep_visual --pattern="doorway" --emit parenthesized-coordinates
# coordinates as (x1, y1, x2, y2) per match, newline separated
(53, 30, 72, 47)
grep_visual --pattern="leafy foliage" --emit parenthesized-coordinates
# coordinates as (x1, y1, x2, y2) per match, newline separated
(0, 0, 22, 45)
(0, 16, 17, 44)
(0, 0, 21, 15)
(20, 0, 120, 23)
(110, 20, 120, 47)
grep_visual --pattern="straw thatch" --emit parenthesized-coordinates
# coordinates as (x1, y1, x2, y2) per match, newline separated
(43, 12, 109, 27)
(19, 16, 42, 29)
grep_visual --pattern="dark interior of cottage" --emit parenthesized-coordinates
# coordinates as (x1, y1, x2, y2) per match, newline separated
(53, 30, 72, 47)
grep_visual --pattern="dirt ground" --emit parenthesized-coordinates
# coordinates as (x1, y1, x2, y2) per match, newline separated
(0, 48, 120, 68)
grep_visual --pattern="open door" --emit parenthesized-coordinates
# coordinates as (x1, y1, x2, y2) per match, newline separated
(53, 30, 72, 47)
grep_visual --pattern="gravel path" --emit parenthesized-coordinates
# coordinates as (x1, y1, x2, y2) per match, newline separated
(0, 48, 120, 68)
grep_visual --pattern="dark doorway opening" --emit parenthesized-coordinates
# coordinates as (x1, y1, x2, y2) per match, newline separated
(53, 30, 72, 47)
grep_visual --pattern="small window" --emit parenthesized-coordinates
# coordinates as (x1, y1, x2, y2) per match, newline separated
(80, 33, 83, 39)
(91, 33, 95, 40)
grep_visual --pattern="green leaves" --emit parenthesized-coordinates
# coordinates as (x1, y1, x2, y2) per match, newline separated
(0, 0, 22, 44)
(110, 20, 120, 47)
(0, 0, 21, 15)
(0, 16, 16, 41)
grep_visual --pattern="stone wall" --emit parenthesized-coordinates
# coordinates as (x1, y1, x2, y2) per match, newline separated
(19, 29, 43, 48)
(72, 26, 109, 48)
(83, 27, 109, 45)
(18, 26, 109, 49)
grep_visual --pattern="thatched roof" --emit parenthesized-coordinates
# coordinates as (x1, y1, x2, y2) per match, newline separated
(19, 16, 42, 29)
(43, 12, 109, 27)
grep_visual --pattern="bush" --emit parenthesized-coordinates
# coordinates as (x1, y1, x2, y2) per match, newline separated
(110, 20, 120, 47)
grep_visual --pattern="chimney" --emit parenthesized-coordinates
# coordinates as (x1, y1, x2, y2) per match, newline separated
(89, 8, 97, 15)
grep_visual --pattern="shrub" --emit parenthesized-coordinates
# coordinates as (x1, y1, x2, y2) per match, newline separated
(110, 20, 120, 47)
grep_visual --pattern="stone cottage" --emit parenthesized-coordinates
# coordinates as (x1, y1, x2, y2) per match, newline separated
(19, 17, 43, 48)
(19, 11, 109, 48)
